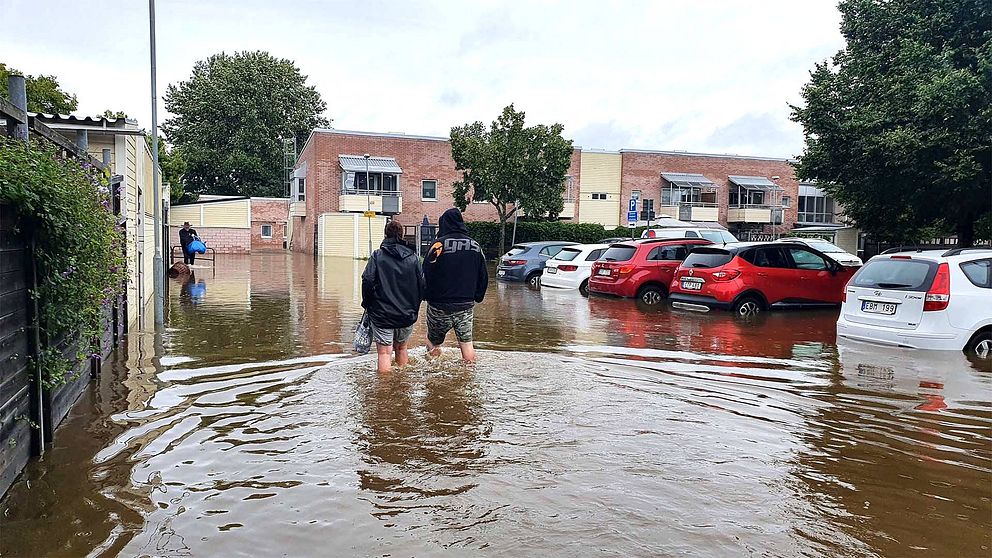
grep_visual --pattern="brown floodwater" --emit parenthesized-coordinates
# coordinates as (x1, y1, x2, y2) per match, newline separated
(1, 253, 990, 557)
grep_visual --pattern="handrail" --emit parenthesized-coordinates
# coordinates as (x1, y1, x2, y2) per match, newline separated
(170, 245, 217, 275)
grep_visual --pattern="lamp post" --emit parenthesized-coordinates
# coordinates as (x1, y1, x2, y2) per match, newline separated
(149, 0, 164, 325)
(364, 154, 372, 256)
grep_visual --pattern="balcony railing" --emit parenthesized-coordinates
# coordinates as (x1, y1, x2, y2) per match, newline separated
(340, 191, 402, 214)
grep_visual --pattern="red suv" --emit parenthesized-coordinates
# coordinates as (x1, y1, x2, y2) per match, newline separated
(589, 239, 712, 304)
(669, 242, 857, 315)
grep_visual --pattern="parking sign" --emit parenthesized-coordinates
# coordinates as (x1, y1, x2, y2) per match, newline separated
(628, 198, 637, 212)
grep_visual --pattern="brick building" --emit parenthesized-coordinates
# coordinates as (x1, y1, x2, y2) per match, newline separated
(292, 128, 843, 256)
(250, 198, 290, 251)
(169, 196, 289, 255)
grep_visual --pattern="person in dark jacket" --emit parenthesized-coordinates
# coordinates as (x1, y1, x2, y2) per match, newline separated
(178, 222, 199, 265)
(423, 208, 488, 363)
(362, 220, 426, 372)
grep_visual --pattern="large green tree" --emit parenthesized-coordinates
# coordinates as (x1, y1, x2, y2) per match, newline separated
(450, 104, 574, 255)
(163, 51, 328, 198)
(791, 0, 991, 246)
(0, 62, 78, 114)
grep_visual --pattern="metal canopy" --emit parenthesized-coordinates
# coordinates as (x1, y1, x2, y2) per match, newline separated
(339, 155, 403, 174)
(728, 175, 781, 191)
(661, 172, 715, 190)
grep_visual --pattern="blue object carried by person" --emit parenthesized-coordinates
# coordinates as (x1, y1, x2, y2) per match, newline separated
(188, 238, 206, 254)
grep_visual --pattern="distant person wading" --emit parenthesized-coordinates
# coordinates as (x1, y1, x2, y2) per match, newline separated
(179, 221, 199, 265)
(361, 220, 426, 373)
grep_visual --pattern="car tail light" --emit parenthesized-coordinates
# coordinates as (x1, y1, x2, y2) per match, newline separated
(923, 263, 950, 311)
(618, 265, 635, 275)
(559, 265, 578, 272)
(645, 230, 656, 238)
(711, 270, 741, 282)
(506, 259, 526, 266)
(890, 255, 912, 260)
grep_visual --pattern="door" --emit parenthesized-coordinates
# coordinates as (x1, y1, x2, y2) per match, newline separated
(783, 245, 841, 303)
(646, 244, 690, 286)
(743, 246, 797, 304)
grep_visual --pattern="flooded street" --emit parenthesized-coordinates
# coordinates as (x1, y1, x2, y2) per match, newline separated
(2, 253, 990, 557)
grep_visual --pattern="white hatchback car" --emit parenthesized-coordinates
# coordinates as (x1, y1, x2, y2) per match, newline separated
(775, 237, 863, 266)
(541, 243, 610, 295)
(836, 247, 992, 359)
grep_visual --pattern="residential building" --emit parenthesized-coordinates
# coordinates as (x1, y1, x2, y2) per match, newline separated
(168, 196, 290, 254)
(35, 114, 166, 328)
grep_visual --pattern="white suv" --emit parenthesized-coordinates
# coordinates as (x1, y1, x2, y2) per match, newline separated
(641, 227, 738, 243)
(836, 247, 992, 359)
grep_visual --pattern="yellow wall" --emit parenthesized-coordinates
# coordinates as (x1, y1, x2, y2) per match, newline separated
(578, 151, 622, 227)
(168, 199, 250, 229)
(317, 213, 386, 258)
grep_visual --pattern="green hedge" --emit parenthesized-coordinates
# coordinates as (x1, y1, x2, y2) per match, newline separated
(465, 220, 652, 258)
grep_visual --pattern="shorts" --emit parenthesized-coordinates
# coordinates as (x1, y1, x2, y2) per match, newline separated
(426, 304, 474, 346)
(370, 322, 414, 346)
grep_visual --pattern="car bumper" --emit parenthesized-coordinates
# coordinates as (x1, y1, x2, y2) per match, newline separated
(836, 316, 968, 351)
(588, 279, 636, 298)
(541, 272, 586, 290)
(669, 293, 733, 312)
(496, 266, 527, 282)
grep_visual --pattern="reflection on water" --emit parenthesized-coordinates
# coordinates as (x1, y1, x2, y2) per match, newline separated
(0, 253, 989, 557)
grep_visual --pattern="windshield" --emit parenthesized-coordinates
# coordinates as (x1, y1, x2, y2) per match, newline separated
(553, 248, 581, 261)
(602, 245, 636, 262)
(802, 240, 845, 253)
(504, 246, 527, 257)
(699, 230, 738, 243)
(681, 249, 734, 269)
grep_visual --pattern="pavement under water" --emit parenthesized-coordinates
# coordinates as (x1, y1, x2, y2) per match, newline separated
(1, 253, 989, 557)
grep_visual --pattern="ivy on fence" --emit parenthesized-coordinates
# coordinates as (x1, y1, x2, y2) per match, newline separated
(0, 138, 126, 388)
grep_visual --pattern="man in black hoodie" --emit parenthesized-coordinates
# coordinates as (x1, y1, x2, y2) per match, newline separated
(362, 220, 426, 373)
(423, 208, 489, 362)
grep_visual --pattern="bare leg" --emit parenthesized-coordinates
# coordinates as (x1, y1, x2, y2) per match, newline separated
(376, 343, 392, 373)
(459, 341, 476, 363)
(394, 342, 409, 367)
(426, 340, 442, 357)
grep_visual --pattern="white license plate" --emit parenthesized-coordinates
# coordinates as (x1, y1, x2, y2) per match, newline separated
(597, 269, 611, 276)
(546, 268, 557, 274)
(681, 280, 702, 291)
(861, 301, 896, 315)
(497, 270, 506, 277)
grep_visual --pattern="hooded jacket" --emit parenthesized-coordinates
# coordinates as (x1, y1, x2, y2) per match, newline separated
(423, 208, 488, 311)
(361, 238, 425, 329)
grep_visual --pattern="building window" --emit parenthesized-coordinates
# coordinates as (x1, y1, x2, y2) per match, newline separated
(342, 171, 400, 194)
(295, 178, 305, 202)
(782, 195, 790, 208)
(422, 180, 438, 200)
(563, 176, 575, 202)
(798, 194, 834, 223)
(591, 193, 608, 200)
(729, 189, 764, 207)
(261, 224, 273, 238)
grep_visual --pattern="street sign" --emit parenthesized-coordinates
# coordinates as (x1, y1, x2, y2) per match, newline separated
(628, 198, 637, 212)
(627, 210, 638, 223)
(628, 222, 636, 229)
(363, 211, 376, 218)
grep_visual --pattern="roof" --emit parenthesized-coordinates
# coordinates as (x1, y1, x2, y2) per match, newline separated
(339, 155, 403, 174)
(728, 175, 783, 191)
(514, 241, 579, 247)
(31, 112, 143, 135)
(661, 172, 715, 188)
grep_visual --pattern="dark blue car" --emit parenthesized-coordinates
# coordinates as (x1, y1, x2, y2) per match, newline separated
(496, 241, 578, 287)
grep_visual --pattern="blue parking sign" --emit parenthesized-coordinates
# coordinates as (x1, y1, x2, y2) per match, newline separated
(628, 198, 637, 212)
(627, 210, 638, 222)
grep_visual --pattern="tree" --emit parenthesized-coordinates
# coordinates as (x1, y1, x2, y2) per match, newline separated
(0, 62, 78, 114)
(450, 104, 574, 256)
(163, 51, 328, 198)
(144, 134, 189, 203)
(102, 109, 128, 119)
(791, 0, 991, 247)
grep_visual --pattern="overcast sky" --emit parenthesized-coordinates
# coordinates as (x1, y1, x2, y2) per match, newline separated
(0, 0, 844, 158)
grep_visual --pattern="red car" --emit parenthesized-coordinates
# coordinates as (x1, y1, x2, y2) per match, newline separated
(669, 242, 857, 315)
(589, 239, 712, 304)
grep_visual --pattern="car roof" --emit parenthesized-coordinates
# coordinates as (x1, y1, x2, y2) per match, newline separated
(871, 247, 992, 261)
(559, 243, 610, 251)
(515, 241, 578, 247)
(689, 241, 789, 253)
(610, 238, 712, 249)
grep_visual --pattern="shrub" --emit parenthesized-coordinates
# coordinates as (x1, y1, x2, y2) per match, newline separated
(465, 220, 652, 258)
(0, 138, 126, 387)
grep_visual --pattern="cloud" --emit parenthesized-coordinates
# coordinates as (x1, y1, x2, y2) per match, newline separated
(703, 112, 804, 159)
(439, 89, 464, 107)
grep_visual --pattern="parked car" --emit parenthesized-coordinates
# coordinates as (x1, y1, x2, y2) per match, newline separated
(497, 241, 578, 286)
(641, 227, 739, 244)
(669, 242, 857, 315)
(836, 248, 992, 359)
(542, 243, 611, 295)
(589, 238, 712, 304)
(599, 236, 635, 244)
(775, 237, 863, 266)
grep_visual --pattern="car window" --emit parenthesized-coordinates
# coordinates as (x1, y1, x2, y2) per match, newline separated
(960, 258, 992, 289)
(699, 230, 736, 243)
(648, 245, 688, 261)
(553, 248, 580, 261)
(505, 246, 527, 257)
(744, 247, 791, 268)
(586, 249, 606, 261)
(685, 231, 699, 238)
(682, 249, 733, 268)
(787, 247, 829, 270)
(602, 245, 636, 262)
(540, 245, 565, 257)
(851, 258, 937, 291)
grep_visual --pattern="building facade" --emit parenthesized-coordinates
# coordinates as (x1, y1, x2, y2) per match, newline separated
(169, 196, 291, 254)
(293, 128, 845, 255)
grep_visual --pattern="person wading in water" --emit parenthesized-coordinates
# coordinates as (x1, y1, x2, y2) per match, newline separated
(361, 220, 426, 373)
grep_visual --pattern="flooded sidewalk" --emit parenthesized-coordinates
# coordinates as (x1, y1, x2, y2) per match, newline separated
(1, 253, 989, 557)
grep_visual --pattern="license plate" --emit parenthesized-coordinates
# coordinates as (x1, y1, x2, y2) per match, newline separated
(681, 280, 702, 291)
(546, 268, 557, 274)
(861, 301, 896, 315)
(497, 270, 506, 277)
(597, 269, 611, 276)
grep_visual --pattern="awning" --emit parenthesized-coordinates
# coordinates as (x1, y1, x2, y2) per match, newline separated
(661, 172, 716, 191)
(339, 155, 403, 174)
(728, 175, 782, 191)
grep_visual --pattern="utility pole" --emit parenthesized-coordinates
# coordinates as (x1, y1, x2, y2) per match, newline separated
(149, 0, 164, 324)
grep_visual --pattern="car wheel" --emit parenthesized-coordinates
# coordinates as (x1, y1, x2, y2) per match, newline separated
(527, 272, 542, 288)
(733, 296, 762, 317)
(638, 285, 664, 305)
(579, 280, 590, 297)
(966, 330, 992, 360)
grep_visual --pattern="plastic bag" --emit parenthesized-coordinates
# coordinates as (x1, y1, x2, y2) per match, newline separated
(188, 239, 207, 254)
(353, 312, 372, 354)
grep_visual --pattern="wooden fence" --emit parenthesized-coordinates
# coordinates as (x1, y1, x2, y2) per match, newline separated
(0, 81, 125, 498)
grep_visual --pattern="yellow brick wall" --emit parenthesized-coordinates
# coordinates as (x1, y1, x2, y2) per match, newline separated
(578, 152, 622, 227)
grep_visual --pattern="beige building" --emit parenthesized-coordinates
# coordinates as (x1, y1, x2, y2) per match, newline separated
(37, 114, 167, 328)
